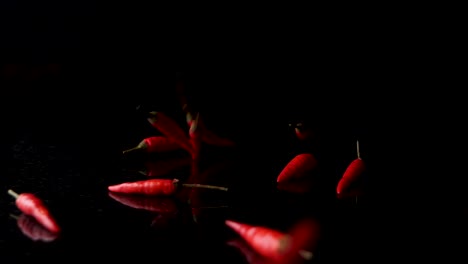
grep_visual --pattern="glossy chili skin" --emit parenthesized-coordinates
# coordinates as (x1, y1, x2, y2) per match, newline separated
(15, 193, 61, 233)
(277, 153, 317, 183)
(226, 220, 288, 262)
(144, 136, 182, 153)
(336, 158, 365, 195)
(108, 179, 178, 196)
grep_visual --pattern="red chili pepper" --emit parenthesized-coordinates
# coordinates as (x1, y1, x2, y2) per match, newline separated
(122, 136, 182, 155)
(276, 153, 318, 183)
(147, 111, 193, 155)
(227, 219, 319, 264)
(108, 178, 228, 196)
(225, 220, 290, 262)
(108, 192, 178, 213)
(10, 213, 59, 243)
(140, 156, 192, 178)
(7, 189, 61, 234)
(336, 141, 366, 197)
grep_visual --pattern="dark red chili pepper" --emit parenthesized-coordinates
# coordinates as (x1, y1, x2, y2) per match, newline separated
(10, 213, 59, 242)
(139, 156, 192, 178)
(108, 192, 178, 213)
(226, 219, 317, 264)
(276, 153, 318, 183)
(108, 178, 228, 196)
(336, 140, 366, 197)
(7, 189, 61, 234)
(147, 111, 193, 155)
(122, 136, 182, 155)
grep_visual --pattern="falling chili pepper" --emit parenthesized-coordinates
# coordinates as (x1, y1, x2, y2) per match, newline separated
(10, 213, 59, 243)
(122, 136, 183, 155)
(108, 178, 228, 196)
(276, 153, 318, 183)
(108, 192, 178, 213)
(226, 219, 318, 264)
(139, 156, 192, 178)
(225, 220, 291, 262)
(147, 111, 193, 156)
(336, 140, 366, 197)
(7, 189, 61, 234)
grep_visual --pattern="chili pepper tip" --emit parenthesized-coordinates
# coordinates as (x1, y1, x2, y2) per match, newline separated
(8, 189, 19, 199)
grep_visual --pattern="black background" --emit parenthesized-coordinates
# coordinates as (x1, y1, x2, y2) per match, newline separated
(1, 3, 466, 263)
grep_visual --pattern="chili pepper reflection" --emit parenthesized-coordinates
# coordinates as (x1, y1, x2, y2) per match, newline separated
(108, 192, 178, 214)
(139, 156, 192, 178)
(10, 214, 59, 243)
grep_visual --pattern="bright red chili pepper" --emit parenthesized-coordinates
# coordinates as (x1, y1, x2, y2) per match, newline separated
(225, 220, 290, 262)
(7, 189, 61, 234)
(108, 179, 179, 196)
(122, 136, 182, 155)
(140, 156, 192, 178)
(276, 153, 318, 183)
(108, 192, 178, 213)
(108, 178, 228, 196)
(336, 140, 366, 197)
(227, 219, 319, 264)
(147, 111, 193, 155)
(11, 213, 59, 242)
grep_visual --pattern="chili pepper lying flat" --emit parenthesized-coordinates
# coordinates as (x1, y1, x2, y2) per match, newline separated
(336, 140, 366, 197)
(108, 178, 228, 196)
(147, 111, 193, 156)
(122, 136, 183, 155)
(276, 153, 318, 183)
(7, 189, 61, 234)
(108, 192, 178, 213)
(139, 156, 192, 178)
(10, 213, 59, 243)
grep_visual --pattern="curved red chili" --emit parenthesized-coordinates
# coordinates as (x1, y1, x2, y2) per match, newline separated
(336, 140, 366, 197)
(7, 189, 61, 234)
(276, 153, 318, 183)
